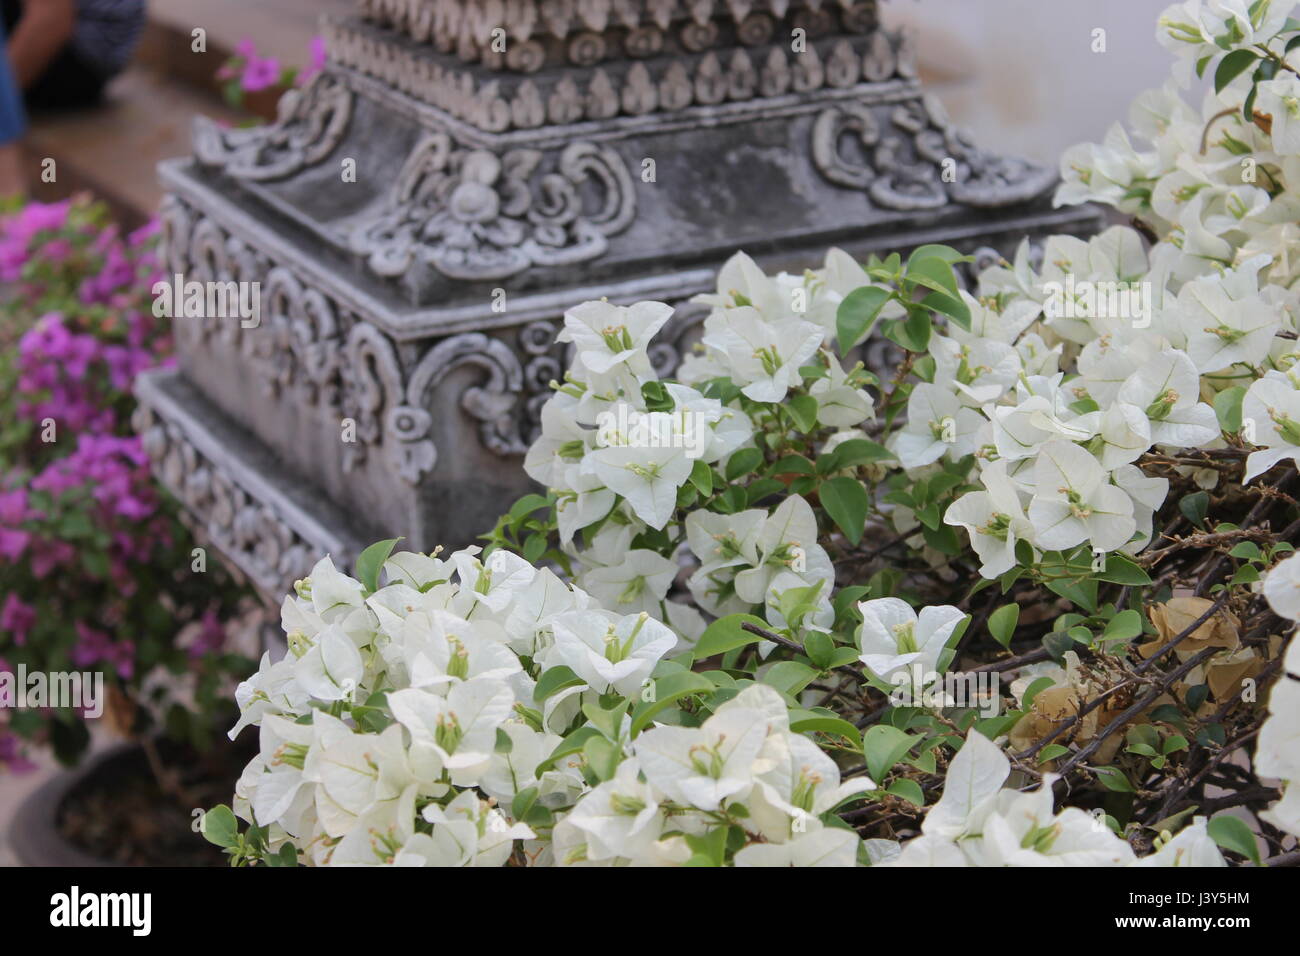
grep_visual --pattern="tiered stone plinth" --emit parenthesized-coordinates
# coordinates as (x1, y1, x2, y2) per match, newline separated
(135, 0, 1102, 599)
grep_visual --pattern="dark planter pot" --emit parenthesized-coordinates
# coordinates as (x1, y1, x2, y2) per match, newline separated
(9, 744, 134, 867)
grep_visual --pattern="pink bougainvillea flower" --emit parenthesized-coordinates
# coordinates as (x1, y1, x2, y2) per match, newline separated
(241, 56, 282, 92)
(0, 594, 35, 645)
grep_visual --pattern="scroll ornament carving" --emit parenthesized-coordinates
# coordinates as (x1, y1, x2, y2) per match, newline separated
(811, 95, 1057, 210)
(348, 133, 635, 281)
(132, 404, 318, 596)
(193, 74, 353, 181)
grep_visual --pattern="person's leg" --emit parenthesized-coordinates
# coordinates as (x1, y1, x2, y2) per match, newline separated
(0, 142, 22, 199)
(23, 47, 107, 111)
(0, 15, 24, 198)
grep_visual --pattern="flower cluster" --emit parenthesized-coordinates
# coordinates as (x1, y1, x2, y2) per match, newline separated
(211, 547, 873, 866)
(0, 198, 249, 771)
(213, 0, 1300, 866)
(216, 36, 328, 105)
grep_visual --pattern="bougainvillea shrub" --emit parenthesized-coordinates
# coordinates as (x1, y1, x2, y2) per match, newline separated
(203, 2, 1300, 866)
(0, 197, 251, 769)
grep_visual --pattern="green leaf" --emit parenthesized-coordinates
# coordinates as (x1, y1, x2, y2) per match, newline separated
(788, 710, 863, 749)
(887, 778, 925, 807)
(1102, 608, 1144, 642)
(820, 476, 870, 546)
(884, 309, 933, 352)
(1038, 744, 1070, 763)
(761, 661, 819, 696)
(921, 290, 971, 331)
(1180, 490, 1210, 529)
(689, 458, 713, 496)
(835, 285, 892, 351)
(1208, 815, 1261, 864)
(1214, 48, 1258, 93)
(1097, 554, 1152, 586)
(533, 665, 585, 702)
(693, 613, 768, 660)
(629, 671, 715, 736)
(725, 447, 764, 481)
(863, 725, 916, 783)
(534, 727, 601, 775)
(906, 255, 962, 300)
(988, 604, 1019, 650)
(356, 537, 403, 594)
(821, 438, 893, 472)
(200, 805, 239, 848)
(1214, 385, 1247, 434)
(1093, 765, 1135, 793)
(786, 394, 820, 433)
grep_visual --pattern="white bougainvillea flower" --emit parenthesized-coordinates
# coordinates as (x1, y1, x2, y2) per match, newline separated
(564, 759, 665, 862)
(749, 732, 875, 839)
(856, 597, 965, 682)
(305, 555, 366, 622)
(558, 299, 673, 380)
(989, 385, 1092, 462)
(583, 432, 694, 530)
(1257, 74, 1300, 155)
(294, 624, 364, 702)
(915, 729, 1009, 841)
(699, 306, 823, 402)
(931, 334, 1021, 406)
(692, 250, 788, 315)
(304, 714, 413, 840)
(523, 392, 592, 487)
(1114, 349, 1220, 447)
(734, 495, 833, 605)
(634, 702, 773, 811)
(1177, 272, 1277, 372)
(1131, 817, 1227, 867)
(400, 610, 522, 690)
(892, 383, 986, 467)
(733, 824, 861, 867)
(1263, 552, 1300, 623)
(971, 780, 1137, 867)
(554, 466, 616, 543)
(1256, 636, 1300, 837)
(577, 548, 677, 616)
(1027, 440, 1136, 552)
(552, 609, 677, 698)
(449, 548, 535, 617)
(1112, 463, 1170, 554)
(388, 678, 515, 784)
(810, 357, 875, 427)
(944, 459, 1034, 577)
(1077, 401, 1151, 471)
(1242, 374, 1300, 481)
(686, 508, 766, 616)
(953, 291, 1042, 345)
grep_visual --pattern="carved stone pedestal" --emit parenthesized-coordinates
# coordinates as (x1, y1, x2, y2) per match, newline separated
(134, 0, 1102, 600)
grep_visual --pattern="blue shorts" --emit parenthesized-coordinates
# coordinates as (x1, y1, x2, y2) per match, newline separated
(0, 21, 26, 145)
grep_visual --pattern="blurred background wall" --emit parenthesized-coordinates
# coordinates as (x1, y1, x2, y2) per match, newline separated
(892, 0, 1175, 165)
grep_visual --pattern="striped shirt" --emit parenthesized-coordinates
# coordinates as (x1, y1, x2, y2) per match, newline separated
(71, 0, 146, 77)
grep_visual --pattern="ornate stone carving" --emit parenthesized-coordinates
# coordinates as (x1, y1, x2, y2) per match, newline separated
(133, 403, 322, 597)
(193, 74, 353, 181)
(811, 95, 1058, 210)
(348, 134, 635, 281)
(325, 18, 908, 130)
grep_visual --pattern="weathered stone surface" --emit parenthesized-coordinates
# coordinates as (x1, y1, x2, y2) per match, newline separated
(137, 0, 1102, 599)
